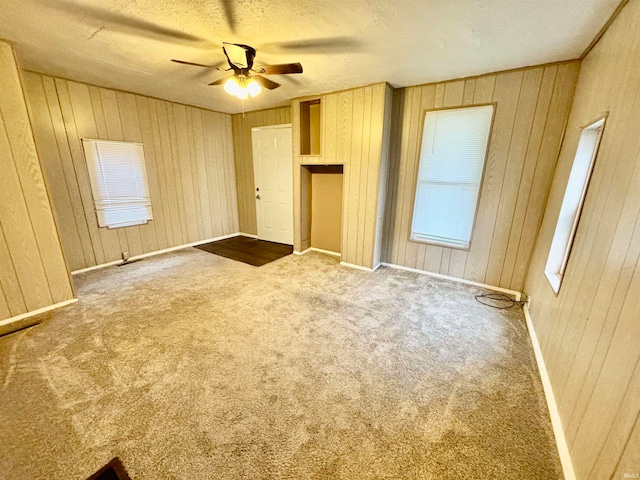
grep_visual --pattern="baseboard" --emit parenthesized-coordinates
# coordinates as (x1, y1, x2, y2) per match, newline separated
(0, 298, 78, 337)
(72, 233, 243, 275)
(294, 257, 521, 297)
(523, 304, 576, 480)
(72, 260, 123, 274)
(240, 232, 258, 239)
(340, 261, 376, 272)
(294, 247, 341, 257)
(311, 247, 341, 257)
(379, 262, 522, 300)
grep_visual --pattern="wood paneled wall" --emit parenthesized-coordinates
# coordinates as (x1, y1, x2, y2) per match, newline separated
(525, 0, 640, 477)
(231, 107, 291, 234)
(0, 42, 73, 321)
(292, 83, 393, 269)
(381, 62, 580, 291)
(22, 72, 239, 272)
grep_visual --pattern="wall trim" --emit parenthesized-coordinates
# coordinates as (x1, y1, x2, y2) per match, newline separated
(0, 298, 78, 337)
(580, 0, 629, 59)
(379, 262, 522, 300)
(340, 261, 376, 272)
(231, 105, 292, 118)
(72, 260, 123, 274)
(72, 233, 242, 275)
(294, 247, 341, 257)
(251, 123, 292, 132)
(312, 248, 341, 257)
(523, 304, 576, 480)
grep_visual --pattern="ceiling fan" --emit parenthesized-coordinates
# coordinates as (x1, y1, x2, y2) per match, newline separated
(171, 42, 303, 99)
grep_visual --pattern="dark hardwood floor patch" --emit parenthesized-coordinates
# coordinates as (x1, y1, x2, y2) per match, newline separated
(87, 457, 131, 480)
(195, 236, 293, 267)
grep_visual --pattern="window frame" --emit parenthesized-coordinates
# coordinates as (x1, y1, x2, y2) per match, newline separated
(81, 138, 154, 230)
(544, 115, 607, 295)
(408, 103, 496, 251)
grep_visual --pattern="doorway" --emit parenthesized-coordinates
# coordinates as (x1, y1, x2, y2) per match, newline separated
(251, 124, 294, 245)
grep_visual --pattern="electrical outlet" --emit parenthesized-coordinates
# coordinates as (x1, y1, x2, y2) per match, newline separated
(121, 251, 130, 261)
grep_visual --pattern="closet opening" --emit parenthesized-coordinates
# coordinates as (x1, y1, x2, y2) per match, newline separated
(300, 165, 343, 255)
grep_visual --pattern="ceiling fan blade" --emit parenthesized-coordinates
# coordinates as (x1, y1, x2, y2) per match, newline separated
(252, 75, 280, 90)
(219, 0, 236, 33)
(261, 37, 362, 53)
(208, 76, 232, 86)
(171, 59, 223, 70)
(255, 63, 303, 75)
(223, 43, 256, 70)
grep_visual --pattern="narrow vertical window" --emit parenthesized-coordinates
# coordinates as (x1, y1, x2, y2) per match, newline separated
(82, 139, 153, 229)
(545, 117, 605, 293)
(411, 105, 494, 249)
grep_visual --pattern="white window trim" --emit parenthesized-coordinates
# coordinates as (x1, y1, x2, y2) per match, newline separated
(409, 104, 495, 250)
(544, 116, 606, 294)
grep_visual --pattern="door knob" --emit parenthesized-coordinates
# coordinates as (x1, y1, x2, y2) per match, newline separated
(256, 194, 261, 199)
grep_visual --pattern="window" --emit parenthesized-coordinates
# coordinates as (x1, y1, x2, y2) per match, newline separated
(545, 117, 605, 294)
(81, 139, 153, 229)
(410, 105, 494, 249)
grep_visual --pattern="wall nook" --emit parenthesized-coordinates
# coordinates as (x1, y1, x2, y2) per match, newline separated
(292, 83, 393, 269)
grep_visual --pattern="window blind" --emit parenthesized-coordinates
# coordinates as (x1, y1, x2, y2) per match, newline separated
(411, 105, 494, 249)
(82, 139, 153, 229)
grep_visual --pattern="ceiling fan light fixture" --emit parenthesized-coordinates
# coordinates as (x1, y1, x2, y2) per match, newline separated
(223, 75, 261, 100)
(236, 87, 249, 100)
(224, 76, 241, 96)
(247, 78, 262, 97)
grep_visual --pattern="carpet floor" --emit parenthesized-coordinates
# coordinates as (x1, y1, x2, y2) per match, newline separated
(0, 249, 562, 479)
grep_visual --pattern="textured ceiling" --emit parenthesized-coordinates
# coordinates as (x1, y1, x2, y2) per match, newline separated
(0, 0, 620, 114)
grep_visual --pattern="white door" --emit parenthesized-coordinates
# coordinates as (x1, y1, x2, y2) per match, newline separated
(252, 125, 294, 245)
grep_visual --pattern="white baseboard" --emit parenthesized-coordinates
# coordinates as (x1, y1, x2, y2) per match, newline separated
(523, 304, 576, 480)
(311, 247, 341, 257)
(294, 247, 341, 257)
(239, 232, 258, 239)
(340, 261, 376, 272)
(0, 298, 78, 336)
(72, 233, 242, 275)
(72, 260, 122, 274)
(379, 262, 522, 300)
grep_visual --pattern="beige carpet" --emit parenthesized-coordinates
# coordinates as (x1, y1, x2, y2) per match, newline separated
(0, 249, 562, 479)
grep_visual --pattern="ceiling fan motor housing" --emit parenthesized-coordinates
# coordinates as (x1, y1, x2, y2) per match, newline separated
(223, 42, 256, 70)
